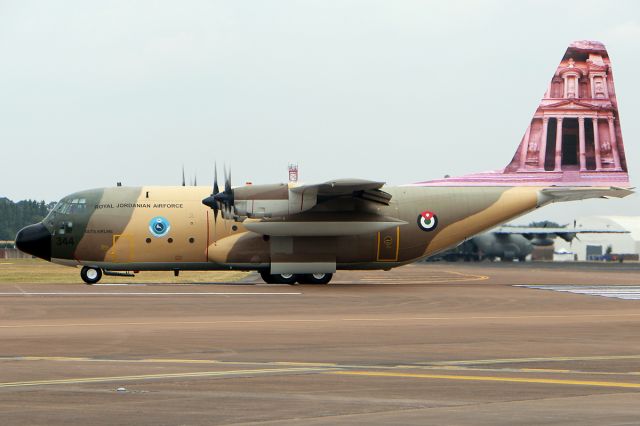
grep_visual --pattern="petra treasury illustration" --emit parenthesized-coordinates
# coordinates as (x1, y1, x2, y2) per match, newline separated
(417, 40, 628, 187)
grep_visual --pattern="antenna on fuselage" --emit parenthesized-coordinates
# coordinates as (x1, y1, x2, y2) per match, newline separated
(288, 163, 299, 183)
(181, 165, 186, 187)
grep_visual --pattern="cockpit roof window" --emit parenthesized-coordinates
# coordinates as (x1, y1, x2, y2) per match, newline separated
(50, 198, 87, 215)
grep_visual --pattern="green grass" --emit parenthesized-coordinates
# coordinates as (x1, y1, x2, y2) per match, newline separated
(0, 258, 251, 284)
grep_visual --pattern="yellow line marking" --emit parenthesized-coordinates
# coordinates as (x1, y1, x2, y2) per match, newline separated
(425, 354, 640, 366)
(2, 312, 640, 329)
(407, 365, 640, 376)
(358, 270, 488, 283)
(443, 270, 490, 281)
(5, 356, 639, 377)
(329, 371, 640, 389)
(5, 356, 640, 381)
(0, 367, 328, 389)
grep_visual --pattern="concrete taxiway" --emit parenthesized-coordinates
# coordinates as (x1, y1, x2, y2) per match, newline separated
(1, 263, 640, 425)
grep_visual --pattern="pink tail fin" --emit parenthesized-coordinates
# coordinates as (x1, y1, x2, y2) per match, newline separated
(506, 40, 628, 177)
(415, 41, 630, 187)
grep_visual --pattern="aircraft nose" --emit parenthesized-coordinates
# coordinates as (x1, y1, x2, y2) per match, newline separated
(15, 223, 52, 261)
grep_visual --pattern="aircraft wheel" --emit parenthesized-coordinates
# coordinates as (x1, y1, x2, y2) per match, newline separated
(81, 266, 102, 285)
(296, 273, 333, 285)
(259, 271, 276, 284)
(259, 271, 297, 285)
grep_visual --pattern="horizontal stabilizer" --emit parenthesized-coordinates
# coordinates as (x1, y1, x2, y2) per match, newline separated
(539, 186, 633, 203)
(494, 225, 629, 235)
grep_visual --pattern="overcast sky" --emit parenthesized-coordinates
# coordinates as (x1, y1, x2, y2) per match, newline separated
(1, 0, 639, 223)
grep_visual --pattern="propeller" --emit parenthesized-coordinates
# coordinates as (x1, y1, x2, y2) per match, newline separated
(202, 163, 234, 223)
(218, 165, 234, 218)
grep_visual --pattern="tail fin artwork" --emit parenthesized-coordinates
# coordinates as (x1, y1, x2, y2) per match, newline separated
(417, 40, 630, 187)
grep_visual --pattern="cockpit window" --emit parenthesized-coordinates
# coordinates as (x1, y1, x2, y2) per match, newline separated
(51, 198, 86, 215)
(68, 198, 86, 214)
(44, 198, 88, 230)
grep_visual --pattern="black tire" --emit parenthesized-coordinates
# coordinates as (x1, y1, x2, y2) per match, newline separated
(259, 271, 276, 284)
(259, 271, 297, 285)
(296, 273, 333, 285)
(81, 266, 102, 285)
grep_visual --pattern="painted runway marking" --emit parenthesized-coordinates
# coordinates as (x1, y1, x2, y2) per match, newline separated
(0, 292, 301, 296)
(355, 271, 489, 284)
(0, 356, 340, 368)
(0, 367, 331, 389)
(517, 285, 640, 300)
(329, 371, 640, 389)
(422, 354, 640, 366)
(5, 356, 640, 377)
(2, 312, 640, 329)
(93, 283, 147, 287)
(4, 356, 640, 389)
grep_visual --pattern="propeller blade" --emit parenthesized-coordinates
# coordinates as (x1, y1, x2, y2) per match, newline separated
(224, 165, 231, 194)
(213, 163, 219, 195)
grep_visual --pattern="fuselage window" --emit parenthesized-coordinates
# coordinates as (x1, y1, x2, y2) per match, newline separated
(58, 221, 73, 235)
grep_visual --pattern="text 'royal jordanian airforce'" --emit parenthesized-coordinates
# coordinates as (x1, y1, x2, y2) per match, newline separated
(16, 41, 633, 284)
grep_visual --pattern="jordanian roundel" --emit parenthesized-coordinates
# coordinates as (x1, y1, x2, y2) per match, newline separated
(417, 211, 438, 232)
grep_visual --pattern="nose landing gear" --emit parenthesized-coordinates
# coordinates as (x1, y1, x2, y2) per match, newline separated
(80, 266, 102, 285)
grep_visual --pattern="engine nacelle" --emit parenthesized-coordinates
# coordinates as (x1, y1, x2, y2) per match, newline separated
(232, 183, 318, 218)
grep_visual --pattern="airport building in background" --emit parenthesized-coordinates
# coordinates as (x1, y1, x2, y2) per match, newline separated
(553, 216, 640, 261)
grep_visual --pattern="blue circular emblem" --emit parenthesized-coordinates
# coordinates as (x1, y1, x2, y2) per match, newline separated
(149, 216, 170, 237)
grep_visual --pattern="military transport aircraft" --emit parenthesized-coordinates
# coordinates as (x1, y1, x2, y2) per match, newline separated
(435, 225, 629, 262)
(16, 40, 633, 284)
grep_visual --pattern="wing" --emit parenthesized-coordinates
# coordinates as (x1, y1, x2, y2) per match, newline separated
(230, 178, 401, 236)
(291, 179, 392, 205)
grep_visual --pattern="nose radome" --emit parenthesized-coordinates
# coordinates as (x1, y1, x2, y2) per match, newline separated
(15, 223, 52, 261)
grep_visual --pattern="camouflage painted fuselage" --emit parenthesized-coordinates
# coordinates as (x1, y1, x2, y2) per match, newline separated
(43, 185, 544, 272)
(20, 40, 634, 276)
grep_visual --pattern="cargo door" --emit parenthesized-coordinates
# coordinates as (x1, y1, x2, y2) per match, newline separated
(109, 234, 133, 263)
(377, 226, 399, 262)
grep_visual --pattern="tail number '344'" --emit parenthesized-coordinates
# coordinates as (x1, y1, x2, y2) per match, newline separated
(417, 211, 438, 232)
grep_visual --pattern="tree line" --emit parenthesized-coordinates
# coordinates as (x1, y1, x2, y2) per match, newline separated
(0, 198, 54, 240)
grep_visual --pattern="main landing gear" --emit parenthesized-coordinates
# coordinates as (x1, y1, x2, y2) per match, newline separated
(259, 271, 333, 285)
(80, 266, 102, 285)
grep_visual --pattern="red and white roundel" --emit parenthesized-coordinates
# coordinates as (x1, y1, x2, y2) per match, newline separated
(417, 210, 438, 232)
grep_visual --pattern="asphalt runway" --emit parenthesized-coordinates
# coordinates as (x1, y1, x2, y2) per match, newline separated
(1, 263, 640, 425)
